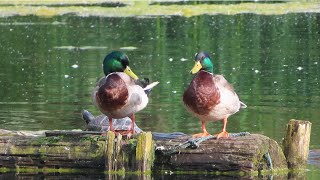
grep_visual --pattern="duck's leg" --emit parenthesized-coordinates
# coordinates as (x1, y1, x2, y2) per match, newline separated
(102, 117, 114, 136)
(214, 117, 229, 139)
(108, 117, 114, 132)
(130, 114, 135, 134)
(124, 114, 135, 138)
(120, 114, 135, 138)
(192, 121, 211, 138)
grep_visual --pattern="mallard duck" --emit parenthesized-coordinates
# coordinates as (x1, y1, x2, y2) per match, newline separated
(82, 110, 143, 133)
(183, 52, 246, 139)
(93, 51, 158, 136)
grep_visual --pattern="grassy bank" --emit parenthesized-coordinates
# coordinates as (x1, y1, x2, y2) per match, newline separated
(0, 1, 319, 17)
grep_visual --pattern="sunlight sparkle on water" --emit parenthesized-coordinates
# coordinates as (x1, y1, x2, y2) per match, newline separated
(71, 64, 79, 68)
(297, 66, 303, 70)
(119, 46, 137, 50)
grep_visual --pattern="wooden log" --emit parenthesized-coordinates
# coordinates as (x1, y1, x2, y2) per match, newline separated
(154, 134, 288, 173)
(0, 129, 288, 175)
(283, 119, 312, 169)
(0, 134, 105, 169)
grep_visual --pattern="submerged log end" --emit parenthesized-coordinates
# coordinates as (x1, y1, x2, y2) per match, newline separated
(283, 119, 312, 169)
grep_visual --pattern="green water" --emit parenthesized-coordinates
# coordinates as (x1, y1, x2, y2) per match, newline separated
(0, 14, 319, 178)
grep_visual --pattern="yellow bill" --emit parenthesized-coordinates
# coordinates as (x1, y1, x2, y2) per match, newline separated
(190, 61, 202, 74)
(124, 66, 139, 80)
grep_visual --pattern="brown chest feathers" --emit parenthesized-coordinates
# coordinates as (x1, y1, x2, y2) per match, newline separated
(183, 71, 220, 115)
(96, 74, 129, 111)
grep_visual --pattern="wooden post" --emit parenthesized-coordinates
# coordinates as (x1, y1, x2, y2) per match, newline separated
(114, 133, 124, 171)
(283, 119, 312, 169)
(135, 132, 154, 172)
(104, 131, 116, 172)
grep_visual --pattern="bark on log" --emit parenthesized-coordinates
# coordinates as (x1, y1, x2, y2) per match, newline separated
(154, 134, 287, 173)
(283, 119, 312, 169)
(0, 129, 288, 174)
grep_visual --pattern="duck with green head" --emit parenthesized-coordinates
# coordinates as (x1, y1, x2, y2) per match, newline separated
(93, 51, 158, 136)
(183, 52, 246, 139)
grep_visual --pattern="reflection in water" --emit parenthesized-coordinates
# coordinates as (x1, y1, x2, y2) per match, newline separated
(0, 172, 293, 180)
(1, 170, 318, 179)
(0, 13, 320, 178)
(0, 172, 105, 179)
(309, 149, 320, 167)
(0, 172, 153, 180)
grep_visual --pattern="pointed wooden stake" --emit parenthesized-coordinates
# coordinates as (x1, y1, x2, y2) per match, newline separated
(283, 119, 312, 169)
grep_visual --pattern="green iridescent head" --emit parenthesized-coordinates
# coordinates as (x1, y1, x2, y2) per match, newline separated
(190, 51, 214, 74)
(103, 51, 138, 80)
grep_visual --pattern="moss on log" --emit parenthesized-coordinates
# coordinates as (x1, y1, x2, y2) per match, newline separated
(154, 134, 288, 174)
(0, 134, 105, 169)
(0, 129, 289, 175)
(136, 132, 154, 172)
(105, 131, 116, 171)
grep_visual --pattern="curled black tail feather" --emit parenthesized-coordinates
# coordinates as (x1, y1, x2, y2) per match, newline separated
(135, 78, 150, 88)
(82, 110, 95, 124)
(135, 78, 153, 95)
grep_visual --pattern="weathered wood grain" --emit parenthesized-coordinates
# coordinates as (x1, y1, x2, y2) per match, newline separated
(283, 119, 312, 169)
(0, 130, 288, 174)
(153, 134, 287, 172)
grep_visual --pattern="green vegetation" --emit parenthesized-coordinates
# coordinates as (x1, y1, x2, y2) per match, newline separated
(0, 1, 319, 17)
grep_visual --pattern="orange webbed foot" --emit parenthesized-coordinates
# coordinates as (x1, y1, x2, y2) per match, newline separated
(192, 132, 211, 138)
(119, 130, 134, 139)
(214, 131, 229, 139)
